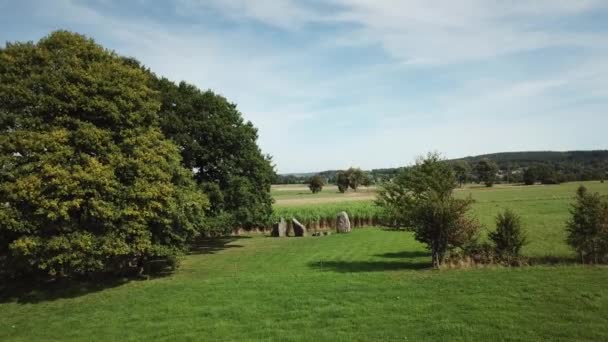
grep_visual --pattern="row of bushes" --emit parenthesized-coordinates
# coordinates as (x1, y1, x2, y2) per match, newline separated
(450, 185, 608, 266)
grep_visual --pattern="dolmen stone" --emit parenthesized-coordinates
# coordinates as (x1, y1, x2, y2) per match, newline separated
(292, 218, 307, 237)
(323, 231, 331, 236)
(336, 211, 351, 233)
(312, 232, 321, 237)
(271, 217, 287, 237)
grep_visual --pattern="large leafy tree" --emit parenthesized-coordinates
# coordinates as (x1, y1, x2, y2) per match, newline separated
(152, 78, 274, 229)
(377, 153, 480, 267)
(0, 31, 207, 278)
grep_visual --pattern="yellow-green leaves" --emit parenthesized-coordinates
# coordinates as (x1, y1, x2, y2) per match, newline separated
(0, 31, 207, 278)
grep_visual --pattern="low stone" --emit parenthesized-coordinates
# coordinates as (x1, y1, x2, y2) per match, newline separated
(292, 218, 307, 237)
(336, 211, 351, 233)
(271, 218, 287, 237)
(323, 231, 331, 236)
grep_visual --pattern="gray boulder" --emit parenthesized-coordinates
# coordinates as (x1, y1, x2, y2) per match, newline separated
(292, 218, 307, 237)
(336, 211, 351, 233)
(271, 218, 287, 237)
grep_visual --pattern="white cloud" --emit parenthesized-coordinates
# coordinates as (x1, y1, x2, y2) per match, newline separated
(2, 0, 607, 172)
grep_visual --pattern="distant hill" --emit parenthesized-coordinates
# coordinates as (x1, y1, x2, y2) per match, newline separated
(275, 150, 608, 184)
(457, 150, 608, 165)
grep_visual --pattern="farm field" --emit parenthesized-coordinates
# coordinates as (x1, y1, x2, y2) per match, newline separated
(1, 182, 608, 340)
(272, 184, 377, 206)
(274, 181, 608, 258)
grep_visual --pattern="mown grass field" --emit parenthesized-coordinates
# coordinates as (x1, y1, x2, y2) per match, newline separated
(1, 182, 608, 341)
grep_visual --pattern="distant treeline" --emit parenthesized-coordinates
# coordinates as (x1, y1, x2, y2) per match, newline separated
(275, 151, 608, 185)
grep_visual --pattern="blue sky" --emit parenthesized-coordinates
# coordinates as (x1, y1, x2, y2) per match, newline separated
(1, 0, 607, 173)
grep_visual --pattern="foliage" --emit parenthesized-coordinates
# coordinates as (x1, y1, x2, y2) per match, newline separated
(489, 209, 527, 264)
(273, 150, 608, 185)
(336, 171, 349, 193)
(308, 175, 325, 194)
(452, 160, 471, 187)
(566, 186, 608, 263)
(523, 167, 537, 185)
(0, 31, 208, 278)
(523, 164, 562, 185)
(346, 167, 366, 191)
(377, 153, 480, 267)
(152, 77, 274, 229)
(474, 158, 499, 187)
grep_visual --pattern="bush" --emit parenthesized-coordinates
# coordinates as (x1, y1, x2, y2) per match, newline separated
(489, 209, 527, 264)
(566, 186, 608, 264)
(308, 175, 325, 193)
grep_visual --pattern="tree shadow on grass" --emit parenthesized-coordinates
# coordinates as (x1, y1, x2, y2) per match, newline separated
(189, 236, 249, 255)
(308, 260, 432, 272)
(527, 255, 581, 265)
(0, 275, 148, 305)
(375, 251, 430, 259)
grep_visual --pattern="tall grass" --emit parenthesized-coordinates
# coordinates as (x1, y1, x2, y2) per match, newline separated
(271, 201, 387, 230)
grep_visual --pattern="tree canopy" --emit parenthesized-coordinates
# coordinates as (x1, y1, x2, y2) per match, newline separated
(452, 160, 471, 187)
(152, 78, 274, 230)
(474, 159, 499, 187)
(377, 153, 480, 267)
(0, 31, 209, 278)
(308, 175, 325, 194)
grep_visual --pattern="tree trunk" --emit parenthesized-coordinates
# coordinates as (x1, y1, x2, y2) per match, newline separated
(431, 247, 440, 268)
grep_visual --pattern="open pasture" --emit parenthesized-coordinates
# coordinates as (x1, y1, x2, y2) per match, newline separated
(272, 181, 608, 258)
(1, 181, 608, 341)
(2, 229, 607, 341)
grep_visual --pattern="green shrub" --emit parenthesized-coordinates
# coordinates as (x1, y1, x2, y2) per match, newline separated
(566, 186, 608, 263)
(489, 209, 527, 264)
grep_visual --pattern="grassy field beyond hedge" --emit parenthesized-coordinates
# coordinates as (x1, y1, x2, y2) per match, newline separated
(1, 182, 608, 341)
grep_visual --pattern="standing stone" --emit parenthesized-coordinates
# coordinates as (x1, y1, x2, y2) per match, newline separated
(271, 218, 287, 237)
(292, 218, 307, 237)
(336, 211, 351, 233)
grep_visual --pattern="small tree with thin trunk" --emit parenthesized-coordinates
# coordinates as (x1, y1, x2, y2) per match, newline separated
(308, 175, 324, 194)
(452, 160, 471, 187)
(336, 171, 349, 193)
(346, 167, 365, 192)
(377, 153, 480, 268)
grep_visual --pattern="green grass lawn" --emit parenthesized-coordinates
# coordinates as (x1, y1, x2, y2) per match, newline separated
(1, 182, 608, 341)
